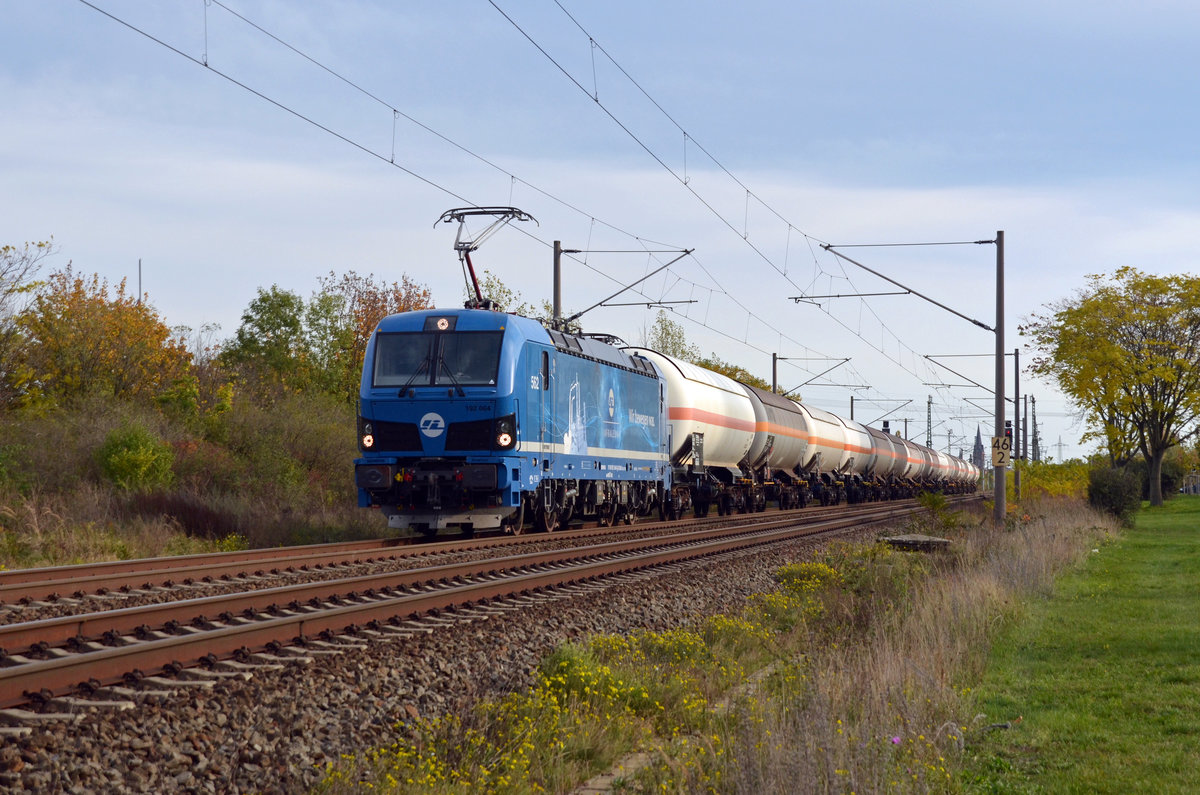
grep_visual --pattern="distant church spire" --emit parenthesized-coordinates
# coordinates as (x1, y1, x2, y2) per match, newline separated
(972, 425, 985, 470)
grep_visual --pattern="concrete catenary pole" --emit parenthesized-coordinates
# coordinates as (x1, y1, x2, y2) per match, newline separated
(994, 231, 1006, 527)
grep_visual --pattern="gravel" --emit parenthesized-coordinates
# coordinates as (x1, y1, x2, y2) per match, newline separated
(0, 528, 880, 793)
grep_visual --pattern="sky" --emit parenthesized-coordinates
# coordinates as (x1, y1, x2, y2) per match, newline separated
(5, 0, 1200, 462)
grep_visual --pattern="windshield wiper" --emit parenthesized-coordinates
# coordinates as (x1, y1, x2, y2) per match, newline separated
(398, 356, 431, 396)
(437, 354, 466, 397)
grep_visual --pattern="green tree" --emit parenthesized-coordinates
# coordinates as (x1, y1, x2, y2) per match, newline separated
(303, 290, 355, 396)
(640, 309, 701, 360)
(220, 286, 309, 395)
(223, 275, 434, 403)
(473, 269, 534, 316)
(0, 241, 53, 406)
(695, 352, 776, 395)
(1024, 267, 1200, 506)
(9, 265, 191, 408)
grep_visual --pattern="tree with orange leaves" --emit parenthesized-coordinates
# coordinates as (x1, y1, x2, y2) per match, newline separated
(6, 265, 191, 408)
(313, 271, 432, 401)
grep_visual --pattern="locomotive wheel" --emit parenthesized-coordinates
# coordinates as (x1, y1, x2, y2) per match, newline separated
(597, 502, 616, 527)
(536, 506, 560, 533)
(502, 502, 526, 535)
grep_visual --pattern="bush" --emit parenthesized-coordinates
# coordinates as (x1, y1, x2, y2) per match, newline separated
(1087, 466, 1141, 524)
(0, 443, 31, 495)
(97, 423, 175, 492)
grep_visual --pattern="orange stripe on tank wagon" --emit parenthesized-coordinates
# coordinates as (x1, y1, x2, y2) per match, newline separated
(669, 406, 756, 433)
(751, 422, 876, 455)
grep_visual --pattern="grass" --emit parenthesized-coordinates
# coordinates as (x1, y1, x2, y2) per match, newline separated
(963, 495, 1200, 793)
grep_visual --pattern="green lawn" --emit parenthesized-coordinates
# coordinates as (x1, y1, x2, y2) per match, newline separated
(964, 497, 1200, 793)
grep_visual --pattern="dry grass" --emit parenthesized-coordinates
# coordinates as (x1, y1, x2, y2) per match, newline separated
(0, 483, 241, 566)
(717, 497, 1119, 794)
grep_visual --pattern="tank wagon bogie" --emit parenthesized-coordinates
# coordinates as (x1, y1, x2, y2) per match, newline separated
(355, 309, 980, 535)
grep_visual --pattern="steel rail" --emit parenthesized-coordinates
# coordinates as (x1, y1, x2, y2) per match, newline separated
(0, 500, 948, 708)
(0, 501, 912, 654)
(0, 499, 926, 603)
(0, 536, 408, 586)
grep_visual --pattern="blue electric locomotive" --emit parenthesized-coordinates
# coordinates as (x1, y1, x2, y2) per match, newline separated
(354, 307, 670, 534)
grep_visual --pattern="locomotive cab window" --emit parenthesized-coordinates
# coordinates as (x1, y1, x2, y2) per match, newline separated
(435, 332, 503, 386)
(373, 331, 503, 388)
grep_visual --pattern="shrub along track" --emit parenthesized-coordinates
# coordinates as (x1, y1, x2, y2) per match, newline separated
(0, 496, 978, 793)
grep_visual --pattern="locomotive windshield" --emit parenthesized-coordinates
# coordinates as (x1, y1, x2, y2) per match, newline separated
(372, 331, 503, 388)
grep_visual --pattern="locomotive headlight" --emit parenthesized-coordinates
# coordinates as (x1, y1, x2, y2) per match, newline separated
(361, 421, 375, 449)
(494, 414, 516, 450)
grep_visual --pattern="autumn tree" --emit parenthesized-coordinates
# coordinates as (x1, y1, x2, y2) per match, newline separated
(7, 265, 191, 408)
(0, 241, 53, 406)
(314, 270, 432, 401)
(1024, 267, 1200, 505)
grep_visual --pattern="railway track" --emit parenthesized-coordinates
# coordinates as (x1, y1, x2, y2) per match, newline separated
(0, 497, 977, 715)
(0, 498, 934, 612)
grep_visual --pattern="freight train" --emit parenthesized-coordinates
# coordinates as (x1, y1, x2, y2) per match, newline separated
(353, 305, 980, 535)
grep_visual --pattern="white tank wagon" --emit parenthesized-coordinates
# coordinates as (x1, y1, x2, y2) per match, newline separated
(627, 348, 758, 516)
(934, 451, 955, 483)
(864, 425, 907, 499)
(739, 385, 824, 508)
(622, 348, 981, 516)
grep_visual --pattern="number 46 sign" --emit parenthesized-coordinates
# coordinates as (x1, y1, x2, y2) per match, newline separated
(991, 436, 1012, 467)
